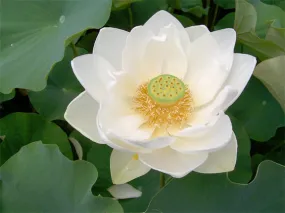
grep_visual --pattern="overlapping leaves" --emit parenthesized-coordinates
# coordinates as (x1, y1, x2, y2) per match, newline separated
(28, 47, 85, 121)
(0, 0, 112, 94)
(0, 113, 73, 166)
(146, 161, 285, 213)
(0, 0, 285, 212)
(234, 0, 285, 60)
(0, 142, 123, 213)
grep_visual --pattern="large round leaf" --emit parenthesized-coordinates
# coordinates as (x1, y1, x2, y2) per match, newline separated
(28, 47, 85, 121)
(70, 131, 113, 193)
(0, 142, 123, 213)
(70, 131, 94, 160)
(0, 112, 72, 165)
(146, 161, 285, 213)
(215, 12, 235, 30)
(228, 117, 252, 183)
(234, 0, 285, 60)
(0, 0, 112, 93)
(0, 91, 15, 103)
(227, 77, 284, 142)
(87, 144, 113, 193)
(254, 55, 285, 113)
(120, 171, 160, 213)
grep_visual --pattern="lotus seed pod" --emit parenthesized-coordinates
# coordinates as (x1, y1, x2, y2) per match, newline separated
(147, 74, 186, 105)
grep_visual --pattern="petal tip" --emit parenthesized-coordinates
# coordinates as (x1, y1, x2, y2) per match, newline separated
(108, 184, 142, 199)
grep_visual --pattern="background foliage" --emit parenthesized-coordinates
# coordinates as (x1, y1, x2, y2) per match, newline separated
(0, 0, 284, 212)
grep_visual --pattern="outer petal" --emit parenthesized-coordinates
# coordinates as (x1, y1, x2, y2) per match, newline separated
(97, 114, 152, 153)
(127, 137, 175, 150)
(110, 150, 151, 184)
(194, 133, 238, 173)
(98, 103, 175, 151)
(64, 91, 104, 144)
(190, 86, 238, 125)
(139, 147, 208, 178)
(71, 54, 116, 102)
(123, 25, 188, 82)
(143, 10, 190, 54)
(97, 126, 151, 153)
(141, 24, 188, 79)
(96, 86, 154, 153)
(93, 27, 128, 70)
(144, 10, 185, 35)
(107, 184, 142, 199)
(184, 33, 230, 107)
(211, 28, 236, 71)
(122, 26, 154, 81)
(171, 113, 232, 153)
(224, 53, 257, 102)
(185, 25, 209, 41)
(65, 91, 150, 152)
(98, 91, 151, 141)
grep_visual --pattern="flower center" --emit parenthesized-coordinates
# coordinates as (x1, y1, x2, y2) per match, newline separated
(147, 74, 186, 106)
(133, 74, 194, 128)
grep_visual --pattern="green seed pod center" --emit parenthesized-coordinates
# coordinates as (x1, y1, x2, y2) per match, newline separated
(147, 74, 186, 105)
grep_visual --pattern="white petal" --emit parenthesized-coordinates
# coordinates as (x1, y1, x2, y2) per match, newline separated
(144, 10, 190, 57)
(122, 26, 154, 80)
(71, 54, 116, 102)
(64, 92, 104, 144)
(97, 114, 152, 153)
(211, 28, 236, 70)
(185, 25, 209, 41)
(110, 150, 151, 184)
(102, 111, 175, 149)
(190, 86, 238, 125)
(107, 184, 142, 199)
(144, 10, 185, 35)
(184, 33, 230, 107)
(139, 147, 208, 178)
(195, 133, 237, 173)
(97, 125, 150, 153)
(98, 93, 151, 141)
(127, 135, 176, 150)
(96, 89, 153, 153)
(159, 24, 188, 78)
(93, 27, 128, 70)
(225, 53, 257, 101)
(141, 24, 188, 79)
(108, 115, 149, 140)
(99, 115, 174, 152)
(171, 113, 232, 153)
(110, 71, 139, 98)
(69, 137, 83, 160)
(65, 93, 141, 152)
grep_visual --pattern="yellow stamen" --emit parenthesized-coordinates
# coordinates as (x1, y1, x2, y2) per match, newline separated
(133, 74, 194, 128)
(132, 154, 139, 160)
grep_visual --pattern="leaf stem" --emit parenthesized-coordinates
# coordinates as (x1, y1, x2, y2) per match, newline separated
(211, 4, 219, 31)
(175, 0, 181, 9)
(128, 6, 133, 30)
(160, 173, 165, 188)
(204, 0, 211, 27)
(70, 42, 79, 58)
(264, 141, 285, 159)
(167, 7, 174, 13)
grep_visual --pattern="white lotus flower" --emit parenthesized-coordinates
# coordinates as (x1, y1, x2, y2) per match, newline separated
(65, 11, 256, 184)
